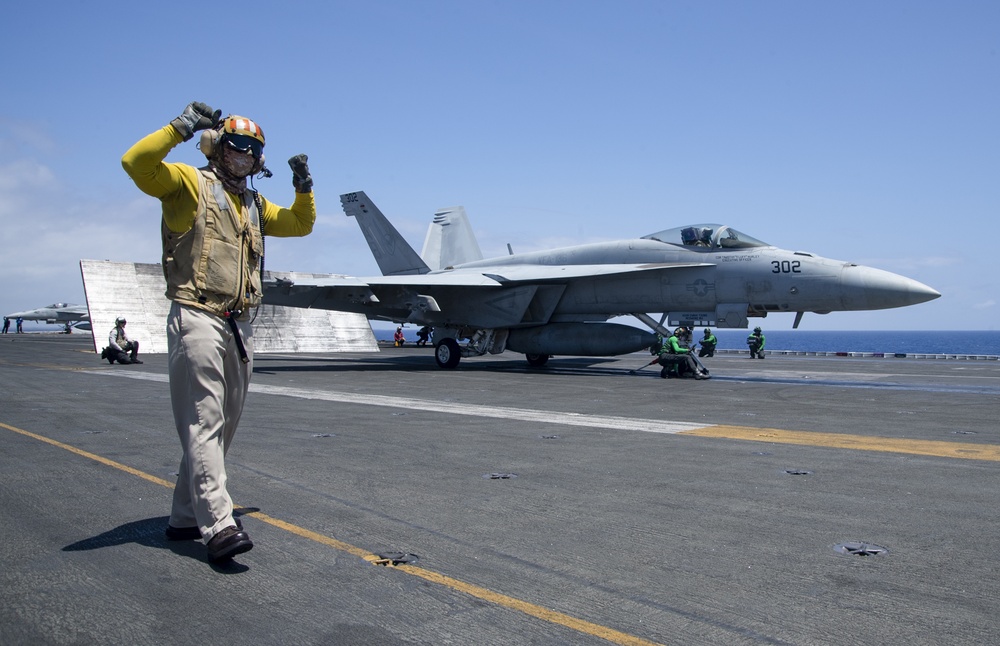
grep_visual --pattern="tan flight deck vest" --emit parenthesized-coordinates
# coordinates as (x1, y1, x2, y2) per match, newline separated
(161, 168, 264, 319)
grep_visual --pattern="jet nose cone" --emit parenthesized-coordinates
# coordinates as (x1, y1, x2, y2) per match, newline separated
(907, 280, 941, 305)
(843, 265, 941, 310)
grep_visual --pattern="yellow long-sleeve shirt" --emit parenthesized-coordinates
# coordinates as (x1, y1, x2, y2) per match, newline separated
(121, 125, 316, 236)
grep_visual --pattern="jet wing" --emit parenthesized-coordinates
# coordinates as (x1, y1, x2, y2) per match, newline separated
(264, 263, 716, 329)
(364, 273, 503, 287)
(268, 262, 712, 291)
(470, 262, 713, 284)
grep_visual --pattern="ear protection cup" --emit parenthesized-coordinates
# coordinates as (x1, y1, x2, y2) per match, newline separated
(198, 129, 221, 157)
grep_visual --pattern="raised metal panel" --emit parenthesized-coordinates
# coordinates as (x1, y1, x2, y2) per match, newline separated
(80, 260, 377, 355)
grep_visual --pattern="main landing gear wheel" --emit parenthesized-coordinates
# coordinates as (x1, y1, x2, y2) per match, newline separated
(435, 338, 461, 369)
(525, 353, 550, 367)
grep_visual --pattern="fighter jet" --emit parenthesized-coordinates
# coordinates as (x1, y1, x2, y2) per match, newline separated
(5, 303, 91, 332)
(264, 191, 940, 369)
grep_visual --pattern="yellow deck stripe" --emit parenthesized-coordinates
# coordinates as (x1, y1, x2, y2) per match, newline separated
(2, 421, 661, 646)
(1, 422, 175, 487)
(682, 425, 1000, 461)
(391, 564, 661, 646)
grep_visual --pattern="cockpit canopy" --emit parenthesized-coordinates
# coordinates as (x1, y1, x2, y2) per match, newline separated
(641, 224, 770, 250)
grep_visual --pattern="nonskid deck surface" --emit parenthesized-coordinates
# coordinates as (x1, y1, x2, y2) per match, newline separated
(2, 334, 998, 645)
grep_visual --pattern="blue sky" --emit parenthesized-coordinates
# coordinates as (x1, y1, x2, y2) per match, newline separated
(1, 1, 997, 331)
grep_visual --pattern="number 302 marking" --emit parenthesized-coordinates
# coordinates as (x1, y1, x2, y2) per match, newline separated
(771, 260, 801, 274)
(343, 193, 359, 203)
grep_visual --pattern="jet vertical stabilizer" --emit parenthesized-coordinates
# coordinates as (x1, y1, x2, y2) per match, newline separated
(341, 191, 430, 276)
(421, 206, 484, 270)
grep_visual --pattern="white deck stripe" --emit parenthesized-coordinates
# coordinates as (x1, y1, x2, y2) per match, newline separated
(87, 370, 704, 435)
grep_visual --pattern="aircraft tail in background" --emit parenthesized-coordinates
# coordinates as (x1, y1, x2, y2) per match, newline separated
(341, 191, 430, 276)
(421, 206, 484, 270)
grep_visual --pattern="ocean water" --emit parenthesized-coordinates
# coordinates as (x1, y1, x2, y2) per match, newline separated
(377, 327, 1000, 357)
(709, 330, 1000, 356)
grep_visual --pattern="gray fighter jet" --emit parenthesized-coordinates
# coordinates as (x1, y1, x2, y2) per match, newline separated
(264, 192, 940, 369)
(5, 303, 91, 332)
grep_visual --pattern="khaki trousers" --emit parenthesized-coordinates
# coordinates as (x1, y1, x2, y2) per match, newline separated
(166, 302, 253, 542)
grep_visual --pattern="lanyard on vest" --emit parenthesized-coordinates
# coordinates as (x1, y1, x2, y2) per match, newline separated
(224, 312, 250, 364)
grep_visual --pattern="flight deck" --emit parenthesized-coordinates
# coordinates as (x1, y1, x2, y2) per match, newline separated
(1, 334, 998, 645)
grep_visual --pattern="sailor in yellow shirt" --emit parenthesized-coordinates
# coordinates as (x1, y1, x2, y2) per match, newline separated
(122, 101, 316, 564)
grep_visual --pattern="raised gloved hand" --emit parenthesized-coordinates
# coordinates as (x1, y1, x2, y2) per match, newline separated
(170, 101, 221, 141)
(288, 154, 313, 193)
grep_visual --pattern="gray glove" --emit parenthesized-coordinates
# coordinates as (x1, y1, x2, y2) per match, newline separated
(288, 154, 313, 193)
(170, 102, 221, 141)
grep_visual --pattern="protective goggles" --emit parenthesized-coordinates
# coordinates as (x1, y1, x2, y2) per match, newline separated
(223, 134, 264, 158)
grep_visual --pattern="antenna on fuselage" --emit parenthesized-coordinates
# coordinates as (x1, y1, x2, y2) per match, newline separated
(507, 243, 514, 256)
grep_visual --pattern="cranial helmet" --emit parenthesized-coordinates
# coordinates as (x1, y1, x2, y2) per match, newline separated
(754, 327, 762, 333)
(116, 317, 126, 326)
(199, 115, 265, 162)
(221, 115, 265, 158)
